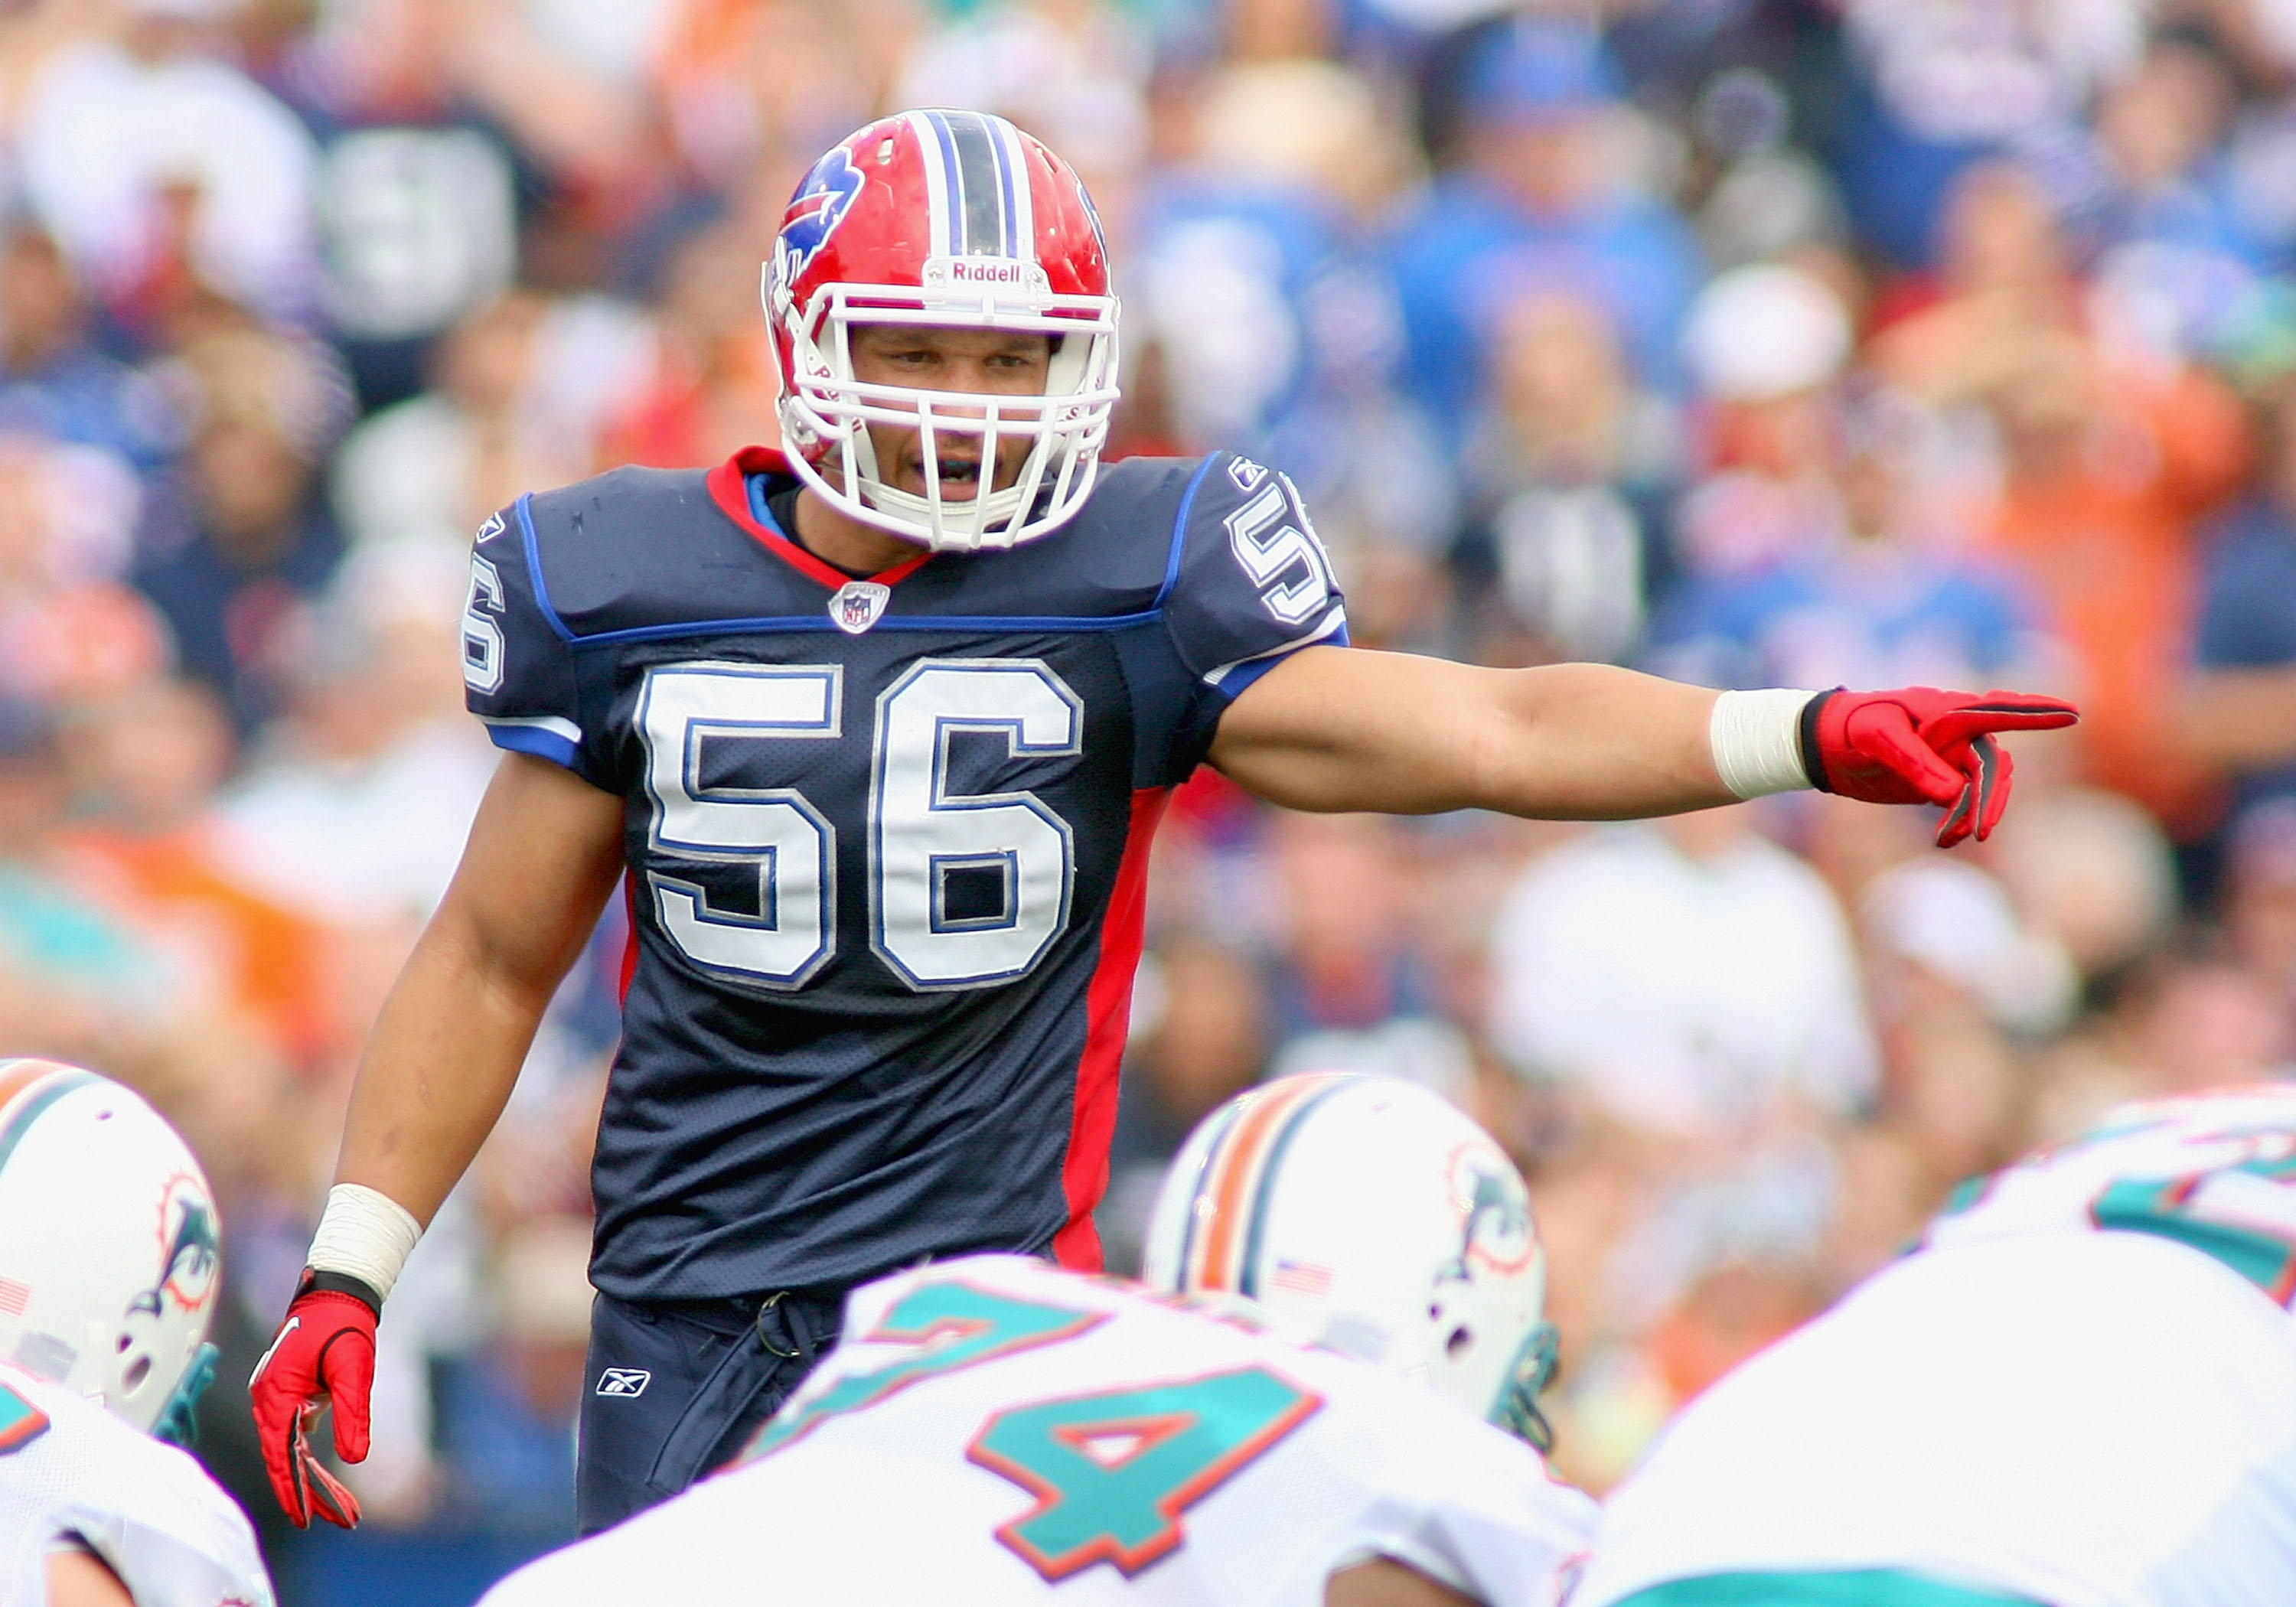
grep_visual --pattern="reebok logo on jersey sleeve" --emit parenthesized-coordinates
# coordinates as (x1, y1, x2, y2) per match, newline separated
(596, 1367, 652, 1397)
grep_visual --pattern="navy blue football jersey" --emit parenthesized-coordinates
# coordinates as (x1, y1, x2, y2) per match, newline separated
(462, 448, 1347, 1299)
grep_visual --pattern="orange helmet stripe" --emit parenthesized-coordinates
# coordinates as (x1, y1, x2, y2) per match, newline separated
(1193, 1072, 1354, 1291)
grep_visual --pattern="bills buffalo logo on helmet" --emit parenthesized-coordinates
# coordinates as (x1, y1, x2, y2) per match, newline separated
(774, 146, 866, 297)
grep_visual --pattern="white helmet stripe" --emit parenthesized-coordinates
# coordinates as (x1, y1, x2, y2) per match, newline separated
(902, 111, 954, 259)
(993, 117, 1035, 257)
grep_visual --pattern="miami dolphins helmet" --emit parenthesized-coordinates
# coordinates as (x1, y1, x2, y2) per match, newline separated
(0, 1060, 221, 1435)
(1142, 1072, 1559, 1447)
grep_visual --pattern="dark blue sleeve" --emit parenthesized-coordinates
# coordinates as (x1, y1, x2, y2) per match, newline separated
(461, 502, 616, 791)
(1117, 453, 1351, 789)
(1163, 452, 1349, 688)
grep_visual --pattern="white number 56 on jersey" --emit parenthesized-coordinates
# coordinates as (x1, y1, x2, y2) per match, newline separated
(638, 659, 1080, 993)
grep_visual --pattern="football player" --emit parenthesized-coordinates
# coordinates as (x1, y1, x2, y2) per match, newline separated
(249, 107, 2077, 1536)
(1572, 1084, 2296, 1607)
(474, 1073, 1592, 1606)
(0, 1058, 276, 1607)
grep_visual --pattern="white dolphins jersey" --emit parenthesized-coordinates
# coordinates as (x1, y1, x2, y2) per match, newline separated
(482, 1255, 1594, 1607)
(1575, 1086, 2296, 1607)
(0, 1361, 273, 1607)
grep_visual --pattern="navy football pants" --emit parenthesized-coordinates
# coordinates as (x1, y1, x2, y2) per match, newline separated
(576, 1287, 843, 1535)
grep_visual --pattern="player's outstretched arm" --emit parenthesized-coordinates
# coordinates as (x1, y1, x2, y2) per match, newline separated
(250, 752, 625, 1527)
(1209, 649, 2075, 843)
(1212, 653, 1731, 820)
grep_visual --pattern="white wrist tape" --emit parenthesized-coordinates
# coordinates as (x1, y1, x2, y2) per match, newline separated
(307, 1184, 424, 1302)
(1708, 689, 1819, 799)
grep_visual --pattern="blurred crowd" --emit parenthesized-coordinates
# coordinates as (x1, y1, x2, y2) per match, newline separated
(0, 0, 2292, 1599)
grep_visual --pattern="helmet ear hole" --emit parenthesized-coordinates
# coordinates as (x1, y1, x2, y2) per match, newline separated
(1446, 1326, 1473, 1360)
(122, 1355, 149, 1393)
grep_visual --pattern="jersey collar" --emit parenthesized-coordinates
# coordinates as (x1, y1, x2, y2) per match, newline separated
(705, 446, 932, 591)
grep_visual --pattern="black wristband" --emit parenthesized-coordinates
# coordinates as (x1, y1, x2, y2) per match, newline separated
(298, 1267, 383, 1320)
(1799, 687, 1842, 795)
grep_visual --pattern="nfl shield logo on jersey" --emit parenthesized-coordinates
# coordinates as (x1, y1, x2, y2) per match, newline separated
(830, 580, 891, 634)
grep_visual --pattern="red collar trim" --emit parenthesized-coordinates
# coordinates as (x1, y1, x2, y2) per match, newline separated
(705, 447, 932, 591)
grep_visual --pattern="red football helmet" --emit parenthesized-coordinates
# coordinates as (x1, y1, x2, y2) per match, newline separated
(764, 109, 1121, 553)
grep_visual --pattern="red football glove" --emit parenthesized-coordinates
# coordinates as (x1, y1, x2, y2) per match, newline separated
(248, 1272, 375, 1529)
(1803, 686, 2079, 849)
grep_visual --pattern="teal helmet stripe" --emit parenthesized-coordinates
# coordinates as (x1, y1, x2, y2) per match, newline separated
(1237, 1076, 1359, 1302)
(0, 1069, 98, 1181)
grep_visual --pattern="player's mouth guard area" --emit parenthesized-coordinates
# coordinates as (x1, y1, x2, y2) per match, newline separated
(776, 280, 1121, 553)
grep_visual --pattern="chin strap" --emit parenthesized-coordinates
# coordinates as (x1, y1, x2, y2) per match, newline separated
(152, 1342, 220, 1446)
(1492, 1322, 1561, 1454)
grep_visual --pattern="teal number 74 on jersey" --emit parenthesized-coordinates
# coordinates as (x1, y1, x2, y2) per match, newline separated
(2091, 1148, 2296, 1305)
(744, 1283, 1106, 1460)
(969, 1367, 1322, 1581)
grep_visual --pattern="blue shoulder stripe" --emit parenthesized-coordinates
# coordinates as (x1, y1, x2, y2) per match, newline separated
(515, 494, 579, 646)
(1156, 455, 1216, 608)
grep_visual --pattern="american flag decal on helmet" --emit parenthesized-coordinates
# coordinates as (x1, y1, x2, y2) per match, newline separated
(1269, 1259, 1333, 1297)
(907, 109, 1035, 259)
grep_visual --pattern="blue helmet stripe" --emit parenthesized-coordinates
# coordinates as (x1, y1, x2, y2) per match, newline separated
(999, 129, 1021, 256)
(944, 112, 1008, 256)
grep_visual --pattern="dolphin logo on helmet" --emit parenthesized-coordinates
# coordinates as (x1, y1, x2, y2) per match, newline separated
(129, 1176, 220, 1319)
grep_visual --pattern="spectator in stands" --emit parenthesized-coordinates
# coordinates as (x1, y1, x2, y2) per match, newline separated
(13, 0, 321, 331)
(0, 227, 173, 468)
(1653, 377, 2052, 694)
(2183, 380, 2296, 817)
(1486, 804, 1879, 1146)
(1668, 262, 1851, 584)
(2224, 800, 2296, 1039)
(132, 327, 352, 729)
(49, 676, 335, 1074)
(1831, 0, 2142, 268)
(1975, 328, 2249, 831)
(331, 290, 657, 553)
(1454, 286, 1681, 666)
(1388, 18, 1704, 426)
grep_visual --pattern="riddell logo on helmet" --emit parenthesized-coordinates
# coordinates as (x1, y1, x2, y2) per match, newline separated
(922, 256, 1051, 304)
